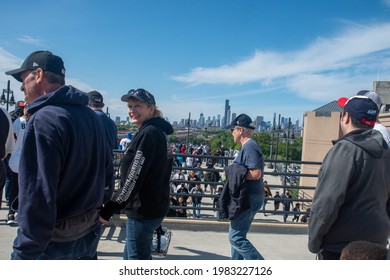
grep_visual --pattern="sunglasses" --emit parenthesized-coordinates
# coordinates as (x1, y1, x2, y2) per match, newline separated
(128, 88, 155, 105)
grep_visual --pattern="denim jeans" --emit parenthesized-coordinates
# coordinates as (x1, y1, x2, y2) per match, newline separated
(229, 195, 264, 260)
(124, 217, 164, 260)
(283, 205, 290, 222)
(3, 155, 11, 204)
(192, 202, 201, 218)
(11, 223, 101, 260)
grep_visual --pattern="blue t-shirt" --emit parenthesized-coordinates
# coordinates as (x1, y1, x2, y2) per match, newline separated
(233, 139, 264, 196)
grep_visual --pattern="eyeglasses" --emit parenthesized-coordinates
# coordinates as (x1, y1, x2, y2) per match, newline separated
(230, 127, 240, 133)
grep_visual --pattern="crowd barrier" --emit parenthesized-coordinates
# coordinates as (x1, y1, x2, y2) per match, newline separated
(113, 150, 322, 223)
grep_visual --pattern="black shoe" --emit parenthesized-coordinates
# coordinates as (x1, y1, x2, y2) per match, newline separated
(6, 213, 18, 225)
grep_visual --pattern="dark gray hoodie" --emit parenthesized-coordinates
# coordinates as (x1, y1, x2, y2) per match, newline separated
(308, 129, 390, 254)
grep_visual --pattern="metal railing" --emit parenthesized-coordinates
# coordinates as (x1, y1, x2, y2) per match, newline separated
(113, 150, 321, 223)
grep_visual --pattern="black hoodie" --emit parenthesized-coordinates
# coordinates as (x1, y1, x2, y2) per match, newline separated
(100, 117, 174, 220)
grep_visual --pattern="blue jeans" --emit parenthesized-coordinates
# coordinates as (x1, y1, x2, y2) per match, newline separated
(124, 217, 164, 260)
(12, 223, 101, 260)
(3, 155, 11, 204)
(283, 206, 290, 222)
(192, 202, 201, 218)
(229, 195, 264, 260)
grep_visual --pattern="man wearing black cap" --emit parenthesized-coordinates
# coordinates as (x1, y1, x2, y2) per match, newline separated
(221, 113, 265, 260)
(308, 95, 390, 260)
(88, 90, 118, 151)
(5, 50, 114, 260)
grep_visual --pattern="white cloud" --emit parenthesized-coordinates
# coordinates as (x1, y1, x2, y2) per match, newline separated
(17, 35, 43, 46)
(0, 47, 22, 71)
(172, 22, 390, 102)
(0, 48, 24, 103)
(383, 0, 390, 7)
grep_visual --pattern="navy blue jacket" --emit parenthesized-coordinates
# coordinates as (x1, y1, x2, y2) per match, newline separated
(13, 85, 114, 259)
(93, 109, 118, 151)
(220, 163, 249, 220)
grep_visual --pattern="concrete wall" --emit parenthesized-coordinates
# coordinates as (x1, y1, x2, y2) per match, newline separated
(373, 81, 390, 112)
(300, 111, 342, 198)
(379, 113, 390, 127)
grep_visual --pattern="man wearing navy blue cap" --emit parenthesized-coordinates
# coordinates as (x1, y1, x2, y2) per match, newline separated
(221, 113, 265, 260)
(308, 95, 390, 260)
(88, 90, 118, 152)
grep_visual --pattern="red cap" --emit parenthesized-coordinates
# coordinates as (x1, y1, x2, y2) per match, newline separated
(16, 101, 26, 107)
(337, 97, 348, 107)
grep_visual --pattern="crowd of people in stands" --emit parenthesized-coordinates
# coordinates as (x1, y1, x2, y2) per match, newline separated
(163, 146, 307, 222)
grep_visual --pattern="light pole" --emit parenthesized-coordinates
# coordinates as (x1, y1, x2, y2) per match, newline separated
(285, 117, 291, 161)
(283, 117, 295, 192)
(186, 112, 191, 147)
(269, 113, 276, 168)
(274, 114, 281, 172)
(0, 80, 16, 111)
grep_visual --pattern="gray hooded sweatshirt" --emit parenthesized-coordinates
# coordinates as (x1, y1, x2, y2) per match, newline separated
(308, 129, 390, 254)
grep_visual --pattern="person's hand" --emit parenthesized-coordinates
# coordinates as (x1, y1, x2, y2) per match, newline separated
(99, 215, 109, 225)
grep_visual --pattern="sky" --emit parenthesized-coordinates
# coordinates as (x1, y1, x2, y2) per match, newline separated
(1, 0, 390, 125)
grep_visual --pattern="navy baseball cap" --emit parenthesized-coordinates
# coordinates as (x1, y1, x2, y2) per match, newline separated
(88, 91, 105, 107)
(225, 113, 255, 130)
(121, 88, 156, 105)
(6, 51, 66, 82)
(337, 95, 378, 127)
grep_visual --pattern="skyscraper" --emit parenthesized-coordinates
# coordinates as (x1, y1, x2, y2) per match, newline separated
(224, 99, 230, 128)
(199, 112, 205, 128)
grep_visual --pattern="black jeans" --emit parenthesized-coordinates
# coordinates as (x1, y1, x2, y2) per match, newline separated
(317, 250, 341, 260)
(8, 170, 19, 213)
(0, 160, 6, 210)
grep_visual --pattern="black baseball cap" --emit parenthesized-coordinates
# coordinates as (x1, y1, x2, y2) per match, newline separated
(225, 113, 255, 130)
(5, 51, 66, 82)
(337, 95, 378, 127)
(88, 91, 105, 107)
(121, 88, 156, 105)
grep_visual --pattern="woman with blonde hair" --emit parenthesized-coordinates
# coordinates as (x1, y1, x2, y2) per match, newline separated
(99, 88, 174, 260)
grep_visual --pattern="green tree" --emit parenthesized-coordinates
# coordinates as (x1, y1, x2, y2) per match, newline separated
(253, 132, 271, 158)
(275, 136, 302, 161)
(289, 136, 302, 161)
(168, 135, 179, 143)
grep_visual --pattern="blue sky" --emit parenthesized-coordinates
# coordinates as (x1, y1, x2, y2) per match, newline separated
(1, 0, 390, 125)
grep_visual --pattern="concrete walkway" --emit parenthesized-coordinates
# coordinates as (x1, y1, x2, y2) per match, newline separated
(0, 209, 314, 260)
